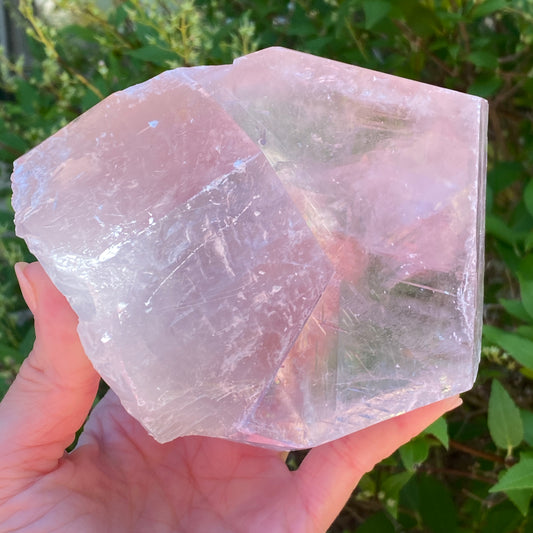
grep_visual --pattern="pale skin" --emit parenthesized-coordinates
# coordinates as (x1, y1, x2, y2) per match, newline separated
(0, 262, 462, 532)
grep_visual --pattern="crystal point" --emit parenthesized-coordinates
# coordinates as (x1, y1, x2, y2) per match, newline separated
(11, 47, 487, 449)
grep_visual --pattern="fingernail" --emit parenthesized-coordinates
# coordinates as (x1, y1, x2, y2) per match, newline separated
(15, 262, 37, 314)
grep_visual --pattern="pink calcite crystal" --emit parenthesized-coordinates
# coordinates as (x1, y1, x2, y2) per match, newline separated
(11, 47, 487, 449)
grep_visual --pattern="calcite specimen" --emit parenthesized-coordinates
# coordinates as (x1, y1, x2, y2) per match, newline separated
(11, 47, 487, 449)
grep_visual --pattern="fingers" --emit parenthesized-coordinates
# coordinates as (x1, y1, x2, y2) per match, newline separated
(297, 396, 462, 531)
(0, 263, 100, 484)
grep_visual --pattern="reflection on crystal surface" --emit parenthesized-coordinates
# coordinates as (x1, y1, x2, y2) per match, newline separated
(11, 47, 487, 449)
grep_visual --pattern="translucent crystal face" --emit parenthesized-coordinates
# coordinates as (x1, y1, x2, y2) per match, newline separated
(11, 47, 487, 450)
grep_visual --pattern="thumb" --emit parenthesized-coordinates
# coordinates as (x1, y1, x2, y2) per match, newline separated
(297, 396, 462, 532)
(0, 262, 100, 484)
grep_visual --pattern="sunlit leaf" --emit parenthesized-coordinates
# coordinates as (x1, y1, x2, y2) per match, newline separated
(488, 380, 523, 453)
(500, 299, 532, 323)
(422, 416, 449, 449)
(471, 0, 510, 19)
(506, 487, 533, 516)
(483, 326, 533, 369)
(399, 437, 430, 471)
(491, 458, 533, 492)
(125, 45, 180, 66)
(381, 471, 413, 519)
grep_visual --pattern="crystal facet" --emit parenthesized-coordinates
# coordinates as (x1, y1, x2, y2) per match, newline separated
(11, 47, 487, 449)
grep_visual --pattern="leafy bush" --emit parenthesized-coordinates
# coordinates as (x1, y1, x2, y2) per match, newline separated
(1, 0, 533, 530)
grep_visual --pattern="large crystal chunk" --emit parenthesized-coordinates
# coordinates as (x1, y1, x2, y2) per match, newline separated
(11, 47, 487, 449)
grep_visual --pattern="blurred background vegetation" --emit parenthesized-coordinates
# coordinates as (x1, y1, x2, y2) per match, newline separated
(1, 0, 532, 531)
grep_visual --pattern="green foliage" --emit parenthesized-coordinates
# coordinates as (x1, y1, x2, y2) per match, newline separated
(400, 474, 459, 533)
(484, 325, 533, 369)
(488, 380, 524, 455)
(1, 0, 533, 530)
(491, 458, 533, 492)
(423, 416, 450, 449)
(0, 0, 258, 394)
(400, 437, 431, 472)
(518, 254, 533, 318)
(355, 510, 395, 533)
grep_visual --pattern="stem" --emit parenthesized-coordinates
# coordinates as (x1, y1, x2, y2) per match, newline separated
(19, 1, 104, 101)
(345, 19, 369, 61)
(68, 68, 105, 100)
(449, 439, 507, 464)
(424, 466, 496, 484)
(19, 2, 58, 59)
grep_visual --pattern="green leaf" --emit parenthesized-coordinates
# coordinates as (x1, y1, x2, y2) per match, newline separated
(0, 376, 10, 398)
(480, 504, 524, 533)
(471, 0, 509, 19)
(357, 511, 395, 533)
(495, 242, 521, 275)
(14, 79, 39, 112)
(448, 43, 460, 61)
(525, 180, 533, 217)
(17, 327, 35, 362)
(500, 299, 532, 323)
(486, 184, 494, 213)
(517, 325, 533, 341)
(521, 410, 533, 447)
(125, 45, 179, 66)
(518, 254, 533, 319)
(0, 130, 28, 153)
(382, 470, 413, 495)
(505, 487, 533, 516)
(485, 215, 522, 245)
(362, 0, 391, 29)
(422, 416, 449, 449)
(399, 437, 430, 471)
(487, 380, 523, 453)
(467, 50, 499, 69)
(0, 343, 20, 359)
(488, 162, 523, 193)
(381, 471, 412, 519)
(525, 231, 533, 252)
(416, 475, 458, 533)
(483, 325, 533, 369)
(132, 22, 161, 45)
(60, 23, 97, 42)
(397, 4, 441, 38)
(468, 75, 503, 98)
(490, 458, 533, 492)
(286, 4, 317, 37)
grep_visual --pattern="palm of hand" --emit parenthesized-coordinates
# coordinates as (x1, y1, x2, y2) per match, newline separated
(0, 263, 460, 532)
(5, 393, 321, 533)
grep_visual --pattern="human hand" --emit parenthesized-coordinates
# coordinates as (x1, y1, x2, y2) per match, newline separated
(0, 263, 461, 532)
